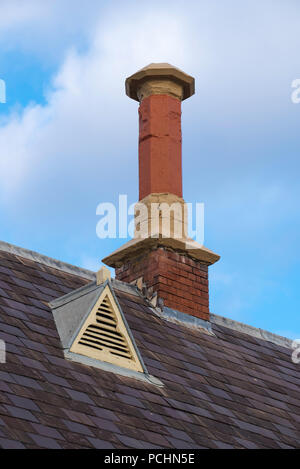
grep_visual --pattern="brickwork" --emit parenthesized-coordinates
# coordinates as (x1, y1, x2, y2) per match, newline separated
(138, 94, 182, 200)
(116, 247, 209, 321)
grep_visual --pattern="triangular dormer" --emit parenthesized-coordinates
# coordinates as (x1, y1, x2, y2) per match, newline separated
(49, 279, 162, 384)
(70, 283, 143, 372)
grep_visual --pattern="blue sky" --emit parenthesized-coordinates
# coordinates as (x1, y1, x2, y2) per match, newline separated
(0, 0, 299, 339)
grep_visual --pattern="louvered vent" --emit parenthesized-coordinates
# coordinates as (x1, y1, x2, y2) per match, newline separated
(78, 296, 132, 360)
(70, 285, 144, 372)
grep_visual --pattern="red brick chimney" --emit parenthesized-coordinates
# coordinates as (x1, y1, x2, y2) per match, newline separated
(138, 93, 182, 200)
(103, 63, 219, 321)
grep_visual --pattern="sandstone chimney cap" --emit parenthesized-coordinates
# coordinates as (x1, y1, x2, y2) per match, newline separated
(125, 63, 195, 102)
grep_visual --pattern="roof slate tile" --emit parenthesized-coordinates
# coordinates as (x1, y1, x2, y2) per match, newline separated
(0, 437, 26, 449)
(7, 395, 40, 412)
(4, 405, 38, 423)
(87, 437, 115, 449)
(0, 248, 299, 449)
(28, 433, 61, 449)
(63, 388, 95, 405)
(62, 419, 95, 436)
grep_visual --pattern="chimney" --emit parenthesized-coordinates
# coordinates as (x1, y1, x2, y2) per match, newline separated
(103, 63, 220, 321)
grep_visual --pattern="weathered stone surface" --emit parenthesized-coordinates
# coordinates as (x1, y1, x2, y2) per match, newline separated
(125, 63, 195, 102)
(134, 193, 188, 240)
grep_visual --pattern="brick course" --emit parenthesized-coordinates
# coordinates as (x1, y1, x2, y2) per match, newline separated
(138, 94, 182, 200)
(115, 247, 209, 321)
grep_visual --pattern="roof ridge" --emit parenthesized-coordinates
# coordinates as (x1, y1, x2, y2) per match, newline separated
(0, 240, 96, 281)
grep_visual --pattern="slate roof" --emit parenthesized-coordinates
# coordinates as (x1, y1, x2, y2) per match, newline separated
(0, 244, 300, 449)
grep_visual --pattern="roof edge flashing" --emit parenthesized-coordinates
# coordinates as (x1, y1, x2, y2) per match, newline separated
(111, 278, 141, 297)
(64, 350, 163, 387)
(150, 305, 293, 349)
(151, 305, 214, 335)
(211, 313, 294, 350)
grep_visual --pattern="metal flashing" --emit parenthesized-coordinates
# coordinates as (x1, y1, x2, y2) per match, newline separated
(211, 313, 293, 349)
(64, 350, 163, 387)
(111, 278, 140, 297)
(151, 305, 214, 334)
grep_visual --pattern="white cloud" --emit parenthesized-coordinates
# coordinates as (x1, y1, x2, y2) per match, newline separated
(0, 103, 44, 196)
(0, 0, 103, 62)
(0, 0, 46, 31)
(0, 5, 190, 202)
(1, 0, 300, 237)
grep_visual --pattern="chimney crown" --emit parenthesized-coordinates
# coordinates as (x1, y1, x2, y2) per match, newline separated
(125, 63, 195, 102)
